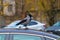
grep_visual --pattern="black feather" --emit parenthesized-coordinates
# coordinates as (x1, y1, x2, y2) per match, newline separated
(16, 19, 27, 25)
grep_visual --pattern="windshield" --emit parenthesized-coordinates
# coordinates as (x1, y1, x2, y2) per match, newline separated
(28, 21, 37, 26)
(53, 22, 60, 27)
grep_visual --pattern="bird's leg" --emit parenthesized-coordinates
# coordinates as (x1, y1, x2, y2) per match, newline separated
(24, 25, 28, 30)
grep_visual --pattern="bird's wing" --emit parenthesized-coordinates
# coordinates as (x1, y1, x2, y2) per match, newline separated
(16, 19, 27, 25)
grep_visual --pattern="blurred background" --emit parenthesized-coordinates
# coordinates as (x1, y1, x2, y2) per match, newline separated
(0, 0, 60, 27)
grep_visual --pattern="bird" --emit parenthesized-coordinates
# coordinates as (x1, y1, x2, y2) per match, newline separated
(16, 11, 33, 29)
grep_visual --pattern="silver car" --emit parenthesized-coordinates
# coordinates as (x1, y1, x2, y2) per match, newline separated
(4, 20, 46, 31)
(0, 29, 60, 40)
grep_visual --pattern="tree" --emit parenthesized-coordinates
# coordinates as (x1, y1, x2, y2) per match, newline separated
(46, 0, 57, 26)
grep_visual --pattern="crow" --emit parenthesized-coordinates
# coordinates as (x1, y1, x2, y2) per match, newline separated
(16, 11, 33, 29)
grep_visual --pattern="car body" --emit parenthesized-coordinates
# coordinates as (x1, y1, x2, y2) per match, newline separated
(45, 21, 60, 36)
(4, 20, 46, 31)
(0, 29, 60, 40)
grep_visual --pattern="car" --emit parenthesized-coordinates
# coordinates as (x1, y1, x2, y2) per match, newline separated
(45, 21, 60, 36)
(4, 20, 46, 31)
(0, 28, 60, 40)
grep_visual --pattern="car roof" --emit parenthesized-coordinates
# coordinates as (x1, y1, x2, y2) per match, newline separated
(0, 28, 59, 39)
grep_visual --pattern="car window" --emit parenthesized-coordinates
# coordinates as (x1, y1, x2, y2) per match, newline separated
(0, 34, 5, 40)
(13, 34, 43, 40)
(13, 34, 55, 40)
(44, 37, 54, 40)
(28, 21, 37, 26)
